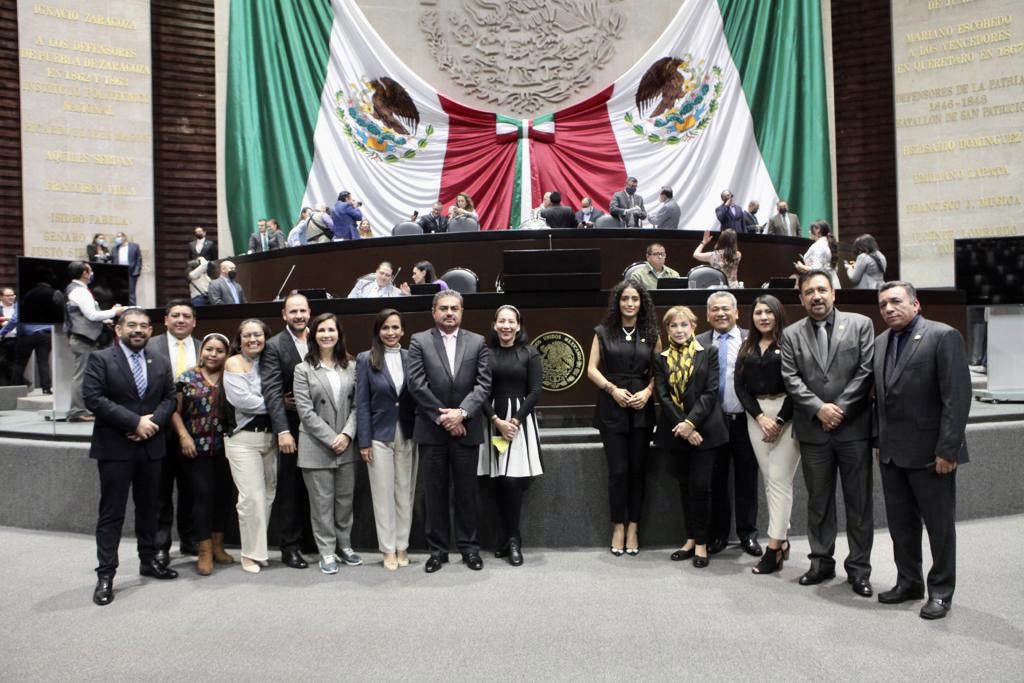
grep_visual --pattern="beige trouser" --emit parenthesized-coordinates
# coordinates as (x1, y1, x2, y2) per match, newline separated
(224, 430, 277, 562)
(367, 425, 419, 553)
(746, 394, 802, 541)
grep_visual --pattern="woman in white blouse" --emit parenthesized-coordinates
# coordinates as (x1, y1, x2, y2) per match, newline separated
(293, 313, 359, 575)
(222, 318, 277, 574)
(795, 220, 841, 288)
(355, 309, 418, 571)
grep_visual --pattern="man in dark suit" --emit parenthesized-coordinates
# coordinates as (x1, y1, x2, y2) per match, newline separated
(649, 186, 681, 230)
(248, 218, 285, 253)
(699, 291, 761, 557)
(540, 191, 576, 228)
(609, 177, 646, 227)
(112, 232, 143, 305)
(575, 197, 605, 228)
(207, 260, 246, 305)
(331, 191, 363, 241)
(715, 190, 744, 233)
(781, 270, 875, 597)
(407, 290, 492, 573)
(84, 307, 178, 605)
(741, 200, 762, 234)
(187, 226, 217, 261)
(146, 299, 202, 565)
(874, 281, 970, 620)
(417, 202, 449, 234)
(766, 200, 801, 237)
(262, 292, 315, 568)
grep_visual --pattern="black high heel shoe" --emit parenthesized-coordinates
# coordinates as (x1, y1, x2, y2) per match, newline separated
(751, 546, 781, 574)
(781, 540, 791, 561)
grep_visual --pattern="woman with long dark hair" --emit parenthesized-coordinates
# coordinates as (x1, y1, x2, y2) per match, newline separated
(170, 333, 235, 575)
(293, 313, 360, 575)
(693, 228, 742, 287)
(796, 220, 841, 288)
(448, 192, 479, 221)
(355, 309, 418, 571)
(653, 306, 728, 568)
(477, 305, 543, 566)
(222, 318, 276, 574)
(587, 280, 661, 556)
(846, 234, 887, 290)
(399, 261, 449, 295)
(86, 233, 111, 263)
(734, 295, 800, 574)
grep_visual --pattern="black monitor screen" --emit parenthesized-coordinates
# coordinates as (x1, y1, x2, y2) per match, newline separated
(16, 257, 131, 325)
(954, 236, 1024, 306)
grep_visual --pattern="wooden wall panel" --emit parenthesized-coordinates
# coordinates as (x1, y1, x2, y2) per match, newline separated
(0, 5, 23, 289)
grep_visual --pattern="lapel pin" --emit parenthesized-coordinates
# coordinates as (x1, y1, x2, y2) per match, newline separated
(914, 334, 922, 340)
(774, 349, 781, 354)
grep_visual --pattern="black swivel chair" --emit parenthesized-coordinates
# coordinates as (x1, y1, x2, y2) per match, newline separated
(392, 222, 424, 236)
(448, 216, 480, 233)
(622, 261, 647, 281)
(595, 215, 622, 228)
(687, 265, 729, 289)
(440, 267, 479, 294)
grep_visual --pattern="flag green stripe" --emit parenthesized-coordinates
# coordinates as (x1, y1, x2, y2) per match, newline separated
(717, 0, 832, 232)
(225, 0, 333, 253)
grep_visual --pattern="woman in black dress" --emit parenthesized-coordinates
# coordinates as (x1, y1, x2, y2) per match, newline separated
(477, 305, 543, 566)
(653, 306, 728, 568)
(586, 281, 660, 556)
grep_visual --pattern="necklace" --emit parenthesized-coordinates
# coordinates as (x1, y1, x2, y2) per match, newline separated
(622, 326, 636, 341)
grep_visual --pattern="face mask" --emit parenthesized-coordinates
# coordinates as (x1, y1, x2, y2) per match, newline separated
(779, 208, 787, 215)
(625, 187, 636, 195)
(86, 271, 95, 284)
(97, 239, 106, 247)
(195, 234, 204, 240)
(114, 237, 124, 246)
(227, 270, 237, 280)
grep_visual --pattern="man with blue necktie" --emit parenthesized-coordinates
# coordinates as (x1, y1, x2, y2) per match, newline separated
(715, 190, 745, 233)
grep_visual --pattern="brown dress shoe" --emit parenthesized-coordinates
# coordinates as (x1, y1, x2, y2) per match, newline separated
(211, 532, 235, 564)
(196, 539, 214, 576)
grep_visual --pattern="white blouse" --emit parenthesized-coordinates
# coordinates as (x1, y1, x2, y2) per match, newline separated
(384, 347, 404, 392)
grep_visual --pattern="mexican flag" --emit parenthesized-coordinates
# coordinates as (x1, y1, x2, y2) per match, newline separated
(226, 0, 831, 246)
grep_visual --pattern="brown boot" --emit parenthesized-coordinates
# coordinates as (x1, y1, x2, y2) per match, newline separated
(211, 532, 235, 564)
(196, 539, 214, 576)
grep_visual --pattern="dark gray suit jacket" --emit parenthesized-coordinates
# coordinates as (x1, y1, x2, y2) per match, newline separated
(609, 191, 646, 227)
(145, 333, 201, 377)
(207, 277, 246, 305)
(780, 309, 875, 444)
(407, 327, 491, 446)
(766, 212, 801, 237)
(650, 201, 681, 230)
(873, 317, 970, 467)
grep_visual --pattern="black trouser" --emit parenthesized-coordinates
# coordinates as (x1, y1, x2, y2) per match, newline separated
(95, 457, 161, 578)
(14, 332, 51, 390)
(800, 438, 873, 579)
(880, 461, 957, 600)
(493, 477, 531, 542)
(709, 414, 760, 542)
(603, 428, 650, 524)
(674, 448, 716, 545)
(155, 437, 195, 552)
(0, 337, 16, 385)
(185, 450, 236, 540)
(421, 441, 481, 555)
(272, 416, 314, 552)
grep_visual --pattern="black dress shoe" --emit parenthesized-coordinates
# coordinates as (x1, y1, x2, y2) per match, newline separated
(741, 538, 763, 557)
(507, 539, 524, 567)
(179, 540, 199, 557)
(281, 549, 309, 569)
(851, 577, 873, 597)
(92, 576, 114, 606)
(798, 567, 836, 586)
(494, 543, 509, 559)
(920, 597, 952, 620)
(670, 547, 695, 561)
(462, 552, 484, 570)
(154, 549, 170, 567)
(140, 560, 179, 579)
(707, 538, 729, 555)
(693, 554, 709, 568)
(878, 584, 925, 604)
(425, 554, 449, 573)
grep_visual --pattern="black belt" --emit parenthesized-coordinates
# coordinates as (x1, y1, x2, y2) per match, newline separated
(70, 333, 99, 345)
(239, 415, 272, 433)
(724, 412, 746, 422)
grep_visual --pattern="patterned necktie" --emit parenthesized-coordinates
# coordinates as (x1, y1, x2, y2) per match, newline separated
(174, 339, 187, 379)
(816, 321, 829, 364)
(717, 331, 729, 404)
(130, 352, 147, 398)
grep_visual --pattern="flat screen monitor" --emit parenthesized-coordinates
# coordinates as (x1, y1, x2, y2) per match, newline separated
(410, 283, 441, 296)
(954, 236, 1024, 305)
(16, 257, 131, 325)
(656, 277, 689, 289)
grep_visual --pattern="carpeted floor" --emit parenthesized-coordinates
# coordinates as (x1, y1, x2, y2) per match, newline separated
(2, 516, 1023, 680)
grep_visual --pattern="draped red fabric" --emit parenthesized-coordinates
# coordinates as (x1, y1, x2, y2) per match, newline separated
(529, 86, 627, 215)
(438, 95, 518, 230)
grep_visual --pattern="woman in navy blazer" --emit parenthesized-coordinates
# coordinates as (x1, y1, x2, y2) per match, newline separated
(653, 306, 728, 568)
(356, 309, 418, 571)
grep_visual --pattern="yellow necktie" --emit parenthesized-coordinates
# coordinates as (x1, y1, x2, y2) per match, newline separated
(174, 339, 187, 379)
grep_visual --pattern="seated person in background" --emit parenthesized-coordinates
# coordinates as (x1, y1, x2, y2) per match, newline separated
(540, 191, 575, 228)
(575, 197, 605, 228)
(649, 186, 681, 230)
(693, 228, 742, 287)
(448, 193, 479, 222)
(742, 201, 762, 234)
(248, 218, 284, 253)
(331, 191, 363, 241)
(845, 234, 887, 290)
(715, 190, 744, 233)
(418, 202, 449, 234)
(358, 219, 374, 239)
(87, 233, 111, 263)
(207, 260, 246, 305)
(629, 242, 680, 290)
(348, 261, 408, 299)
(532, 192, 551, 220)
(400, 260, 449, 295)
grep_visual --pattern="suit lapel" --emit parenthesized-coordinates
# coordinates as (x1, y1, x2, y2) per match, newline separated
(875, 330, 890, 403)
(431, 329, 453, 379)
(888, 319, 926, 388)
(825, 311, 847, 371)
(453, 330, 468, 379)
(802, 318, 827, 372)
(314, 365, 338, 412)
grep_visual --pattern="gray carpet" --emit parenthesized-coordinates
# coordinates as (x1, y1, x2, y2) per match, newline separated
(2, 517, 1023, 681)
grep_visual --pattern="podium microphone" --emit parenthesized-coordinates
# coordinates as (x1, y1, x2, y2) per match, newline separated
(274, 265, 296, 301)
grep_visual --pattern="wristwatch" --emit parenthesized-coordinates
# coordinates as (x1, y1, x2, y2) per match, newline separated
(460, 408, 468, 420)
(774, 416, 786, 427)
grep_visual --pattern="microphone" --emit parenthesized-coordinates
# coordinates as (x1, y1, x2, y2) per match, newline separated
(274, 265, 296, 301)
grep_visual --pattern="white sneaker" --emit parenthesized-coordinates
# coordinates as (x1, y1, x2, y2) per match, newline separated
(319, 554, 339, 574)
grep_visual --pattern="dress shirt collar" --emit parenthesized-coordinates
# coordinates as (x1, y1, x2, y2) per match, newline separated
(118, 341, 145, 363)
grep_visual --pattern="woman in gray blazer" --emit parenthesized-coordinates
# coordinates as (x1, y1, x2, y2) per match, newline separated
(293, 313, 359, 575)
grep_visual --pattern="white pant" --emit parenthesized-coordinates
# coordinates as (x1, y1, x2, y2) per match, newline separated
(366, 425, 418, 553)
(224, 430, 277, 562)
(746, 395, 801, 541)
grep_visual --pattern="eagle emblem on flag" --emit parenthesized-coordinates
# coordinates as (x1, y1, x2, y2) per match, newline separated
(623, 55, 722, 146)
(336, 76, 435, 162)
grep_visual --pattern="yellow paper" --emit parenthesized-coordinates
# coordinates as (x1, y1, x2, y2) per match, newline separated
(491, 435, 510, 455)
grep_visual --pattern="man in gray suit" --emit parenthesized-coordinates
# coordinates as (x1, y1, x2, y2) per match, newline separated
(207, 261, 246, 305)
(649, 186, 681, 230)
(609, 177, 646, 227)
(781, 269, 875, 596)
(407, 290, 492, 573)
(766, 200, 801, 237)
(874, 281, 970, 620)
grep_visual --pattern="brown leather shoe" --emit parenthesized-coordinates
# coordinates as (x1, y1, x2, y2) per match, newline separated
(211, 532, 235, 564)
(196, 539, 214, 576)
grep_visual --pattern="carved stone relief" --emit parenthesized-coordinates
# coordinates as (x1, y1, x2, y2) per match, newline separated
(419, 0, 626, 116)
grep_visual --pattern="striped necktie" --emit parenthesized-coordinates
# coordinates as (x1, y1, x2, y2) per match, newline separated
(130, 352, 147, 398)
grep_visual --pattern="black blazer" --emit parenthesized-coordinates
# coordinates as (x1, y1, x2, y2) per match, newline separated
(262, 329, 304, 435)
(653, 346, 728, 452)
(417, 213, 449, 234)
(83, 343, 177, 461)
(541, 205, 576, 228)
(188, 239, 217, 261)
(354, 349, 416, 449)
